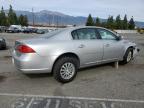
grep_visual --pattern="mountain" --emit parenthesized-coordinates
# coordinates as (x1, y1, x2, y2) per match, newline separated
(14, 10, 144, 27)
(15, 10, 87, 25)
(135, 22, 144, 28)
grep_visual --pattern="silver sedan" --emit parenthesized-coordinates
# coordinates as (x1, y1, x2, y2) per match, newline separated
(12, 26, 140, 83)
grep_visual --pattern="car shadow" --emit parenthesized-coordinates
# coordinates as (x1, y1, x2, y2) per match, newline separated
(78, 62, 115, 72)
(25, 73, 53, 79)
(0, 75, 7, 83)
(139, 43, 144, 47)
(24, 62, 116, 79)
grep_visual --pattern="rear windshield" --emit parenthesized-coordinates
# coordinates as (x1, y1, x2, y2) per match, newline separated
(40, 28, 67, 38)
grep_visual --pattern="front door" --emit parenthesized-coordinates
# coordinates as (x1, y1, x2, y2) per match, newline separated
(97, 28, 123, 61)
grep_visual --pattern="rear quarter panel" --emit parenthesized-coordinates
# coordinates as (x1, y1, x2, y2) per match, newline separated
(24, 40, 81, 66)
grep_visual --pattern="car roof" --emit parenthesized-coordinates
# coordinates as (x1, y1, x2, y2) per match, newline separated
(66, 26, 108, 31)
(67, 26, 117, 35)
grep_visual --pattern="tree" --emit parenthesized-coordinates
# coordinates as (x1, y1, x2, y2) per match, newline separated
(101, 22, 107, 28)
(115, 15, 122, 29)
(19, 15, 28, 26)
(86, 14, 94, 26)
(128, 16, 135, 30)
(0, 6, 8, 26)
(8, 5, 18, 25)
(18, 15, 23, 25)
(95, 17, 101, 26)
(122, 14, 128, 30)
(24, 15, 28, 26)
(106, 16, 115, 29)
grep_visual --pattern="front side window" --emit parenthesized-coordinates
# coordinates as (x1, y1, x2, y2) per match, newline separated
(97, 29, 117, 40)
(72, 28, 98, 40)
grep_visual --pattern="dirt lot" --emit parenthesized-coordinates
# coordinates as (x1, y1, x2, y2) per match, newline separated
(0, 33, 144, 108)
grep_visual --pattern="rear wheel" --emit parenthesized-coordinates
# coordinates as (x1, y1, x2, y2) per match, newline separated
(53, 56, 79, 83)
(120, 48, 133, 64)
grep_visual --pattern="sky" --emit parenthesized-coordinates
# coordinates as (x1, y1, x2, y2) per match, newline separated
(0, 0, 144, 21)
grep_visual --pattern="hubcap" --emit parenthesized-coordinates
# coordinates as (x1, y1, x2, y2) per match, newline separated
(60, 62, 75, 80)
(127, 51, 132, 62)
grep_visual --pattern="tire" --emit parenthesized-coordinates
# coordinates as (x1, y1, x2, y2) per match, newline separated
(53, 56, 79, 83)
(120, 48, 133, 65)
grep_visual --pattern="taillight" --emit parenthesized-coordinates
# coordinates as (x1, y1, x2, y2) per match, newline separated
(17, 45, 35, 53)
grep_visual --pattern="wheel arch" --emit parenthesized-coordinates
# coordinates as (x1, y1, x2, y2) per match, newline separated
(52, 52, 80, 73)
(124, 46, 134, 57)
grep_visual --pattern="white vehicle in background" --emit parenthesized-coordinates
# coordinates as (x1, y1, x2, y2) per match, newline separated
(6, 25, 22, 33)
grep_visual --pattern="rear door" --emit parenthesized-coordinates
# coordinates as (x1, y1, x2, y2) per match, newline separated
(97, 28, 123, 61)
(71, 28, 103, 66)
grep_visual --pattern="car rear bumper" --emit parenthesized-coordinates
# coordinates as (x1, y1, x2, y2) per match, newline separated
(12, 50, 53, 73)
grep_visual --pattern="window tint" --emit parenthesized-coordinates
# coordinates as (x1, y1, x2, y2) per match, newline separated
(72, 28, 98, 40)
(97, 29, 116, 40)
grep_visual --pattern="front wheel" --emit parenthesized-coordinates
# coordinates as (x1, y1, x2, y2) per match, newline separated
(53, 57, 79, 83)
(120, 48, 133, 64)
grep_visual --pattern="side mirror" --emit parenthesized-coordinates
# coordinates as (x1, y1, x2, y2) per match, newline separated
(116, 35, 122, 41)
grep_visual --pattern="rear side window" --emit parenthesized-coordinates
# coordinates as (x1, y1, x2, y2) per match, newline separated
(71, 28, 99, 40)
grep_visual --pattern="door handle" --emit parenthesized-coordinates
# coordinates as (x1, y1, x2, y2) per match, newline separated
(105, 44, 110, 47)
(78, 44, 85, 48)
